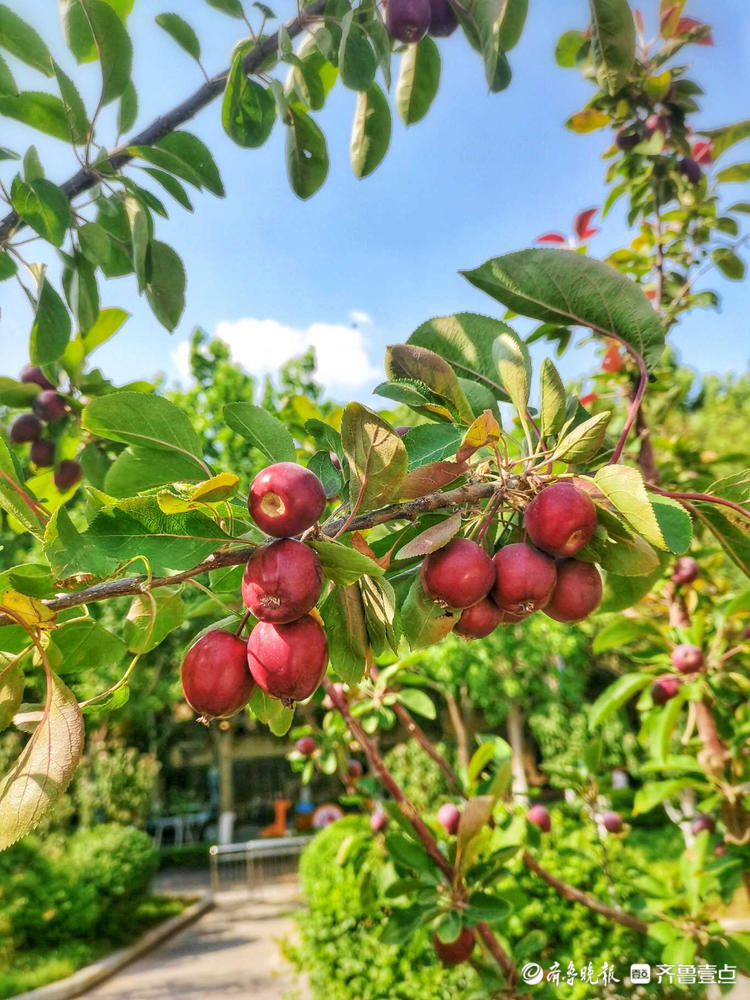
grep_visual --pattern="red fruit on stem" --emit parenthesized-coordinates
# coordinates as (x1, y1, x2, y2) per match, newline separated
(347, 759, 363, 779)
(651, 675, 681, 706)
(616, 128, 640, 151)
(543, 561, 602, 623)
(54, 460, 82, 492)
(437, 802, 461, 836)
(671, 643, 704, 674)
(33, 390, 67, 422)
(527, 804, 551, 833)
(497, 606, 530, 625)
(9, 413, 42, 444)
(242, 539, 323, 623)
(20, 364, 55, 390)
(421, 538, 495, 609)
(428, 0, 457, 36)
(181, 629, 254, 721)
(385, 0, 430, 43)
(601, 344, 623, 373)
(295, 736, 316, 756)
(455, 597, 503, 639)
(247, 616, 328, 705)
(492, 543, 557, 617)
(30, 438, 55, 467)
(714, 843, 726, 857)
(524, 482, 598, 559)
(690, 813, 715, 836)
(433, 928, 475, 967)
(370, 811, 388, 833)
(643, 112, 668, 137)
(671, 556, 699, 585)
(602, 811, 623, 833)
(248, 462, 326, 538)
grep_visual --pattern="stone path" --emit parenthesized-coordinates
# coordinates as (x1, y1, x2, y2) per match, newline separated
(86, 885, 310, 1000)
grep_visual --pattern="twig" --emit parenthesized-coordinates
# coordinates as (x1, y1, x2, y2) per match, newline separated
(647, 486, 750, 522)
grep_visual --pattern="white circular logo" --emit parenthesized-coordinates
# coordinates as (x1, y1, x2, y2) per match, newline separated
(521, 963, 544, 985)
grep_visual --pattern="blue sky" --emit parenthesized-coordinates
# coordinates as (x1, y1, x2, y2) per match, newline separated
(1, 0, 748, 402)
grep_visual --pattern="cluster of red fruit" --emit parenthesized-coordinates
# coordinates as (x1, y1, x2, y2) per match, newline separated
(385, 0, 457, 44)
(615, 112, 709, 184)
(182, 462, 330, 720)
(651, 556, 706, 707)
(8, 366, 81, 491)
(422, 481, 602, 640)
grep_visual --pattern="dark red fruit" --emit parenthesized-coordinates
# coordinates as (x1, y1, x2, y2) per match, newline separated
(370, 810, 388, 832)
(295, 736, 316, 756)
(652, 675, 681, 706)
(601, 344, 623, 373)
(385, 0, 430, 43)
(544, 560, 602, 623)
(10, 413, 42, 444)
(602, 811, 623, 833)
(524, 482, 598, 559)
(714, 842, 726, 857)
(433, 928, 475, 967)
(643, 113, 668, 137)
(246, 615, 328, 705)
(492, 543, 557, 617)
(671, 643, 704, 674)
(54, 460, 82, 492)
(20, 364, 55, 390)
(30, 438, 55, 467)
(690, 813, 715, 836)
(679, 156, 702, 184)
(347, 759, 363, 779)
(249, 462, 326, 538)
(421, 538, 495, 610)
(437, 802, 461, 835)
(242, 539, 323, 624)
(455, 597, 502, 639)
(527, 804, 551, 833)
(33, 390, 67, 422)
(672, 556, 699, 585)
(181, 629, 254, 720)
(616, 128, 640, 151)
(428, 0, 457, 36)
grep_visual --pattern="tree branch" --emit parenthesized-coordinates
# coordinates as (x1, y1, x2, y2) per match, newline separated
(0, 479, 502, 628)
(0, 0, 327, 245)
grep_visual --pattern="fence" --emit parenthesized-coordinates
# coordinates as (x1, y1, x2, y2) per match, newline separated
(209, 835, 312, 896)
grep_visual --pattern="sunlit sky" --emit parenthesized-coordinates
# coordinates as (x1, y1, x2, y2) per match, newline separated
(0, 0, 748, 402)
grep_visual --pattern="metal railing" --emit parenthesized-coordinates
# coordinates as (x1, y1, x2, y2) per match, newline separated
(209, 835, 312, 896)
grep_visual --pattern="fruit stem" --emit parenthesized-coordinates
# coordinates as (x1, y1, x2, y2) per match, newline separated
(235, 609, 252, 636)
(609, 350, 648, 465)
(647, 485, 750, 522)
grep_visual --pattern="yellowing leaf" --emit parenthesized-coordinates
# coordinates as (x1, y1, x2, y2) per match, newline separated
(156, 491, 192, 515)
(0, 590, 55, 626)
(189, 473, 239, 503)
(457, 410, 500, 463)
(595, 465, 667, 550)
(566, 108, 610, 133)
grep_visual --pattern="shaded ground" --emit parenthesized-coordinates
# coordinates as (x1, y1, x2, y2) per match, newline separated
(85, 881, 309, 1000)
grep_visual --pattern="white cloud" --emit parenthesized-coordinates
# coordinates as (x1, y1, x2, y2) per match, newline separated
(348, 309, 372, 326)
(172, 316, 381, 393)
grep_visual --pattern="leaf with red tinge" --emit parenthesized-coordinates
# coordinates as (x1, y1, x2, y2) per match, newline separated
(675, 17, 713, 44)
(658, 1, 685, 38)
(573, 207, 599, 241)
(400, 462, 467, 500)
(351, 531, 392, 570)
(536, 232, 566, 244)
(396, 511, 462, 561)
(457, 410, 500, 463)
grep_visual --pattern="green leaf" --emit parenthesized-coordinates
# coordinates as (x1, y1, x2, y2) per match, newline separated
(555, 29, 586, 67)
(600, 552, 670, 612)
(286, 108, 328, 199)
(465, 890, 511, 923)
(380, 904, 426, 945)
(700, 120, 750, 159)
(360, 575, 399, 656)
(30, 276, 71, 366)
(155, 12, 201, 62)
(649, 495, 692, 555)
(398, 687, 436, 720)
(0, 91, 70, 140)
(158, 131, 224, 196)
(590, 672, 651, 727)
(338, 12, 377, 91)
(539, 358, 566, 436)
(51, 60, 90, 144)
(88, 496, 230, 574)
(82, 391, 204, 463)
(592, 618, 663, 654)
(650, 688, 687, 765)
(118, 79, 137, 132)
(351, 83, 391, 178)
(386, 345, 474, 425)
(82, 306, 128, 352)
(205, 0, 244, 17)
(462, 249, 665, 370)
(0, 438, 43, 537)
(11, 176, 71, 246)
(145, 240, 185, 330)
(404, 425, 464, 468)
(0, 376, 38, 406)
(310, 538, 384, 586)
(53, 620, 127, 674)
(384, 833, 433, 874)
(223, 402, 296, 462)
(396, 36, 440, 126)
(222, 52, 276, 149)
(691, 498, 750, 578)
(595, 466, 681, 551)
(565, 106, 610, 133)
(77, 220, 111, 267)
(401, 574, 456, 650)
(321, 584, 368, 685)
(0, 659, 23, 732)
(143, 168, 193, 211)
(633, 778, 700, 816)
(588, 0, 635, 95)
(492, 329, 531, 416)
(44, 505, 116, 578)
(84, 0, 133, 105)
(0, 52, 16, 96)
(341, 403, 408, 511)
(62, 251, 99, 334)
(123, 586, 185, 653)
(0, 251, 16, 281)
(0, 669, 84, 849)
(124, 194, 149, 292)
(497, 0, 528, 50)
(408, 313, 511, 399)
(0, 4, 53, 76)
(712, 248, 745, 281)
(552, 411, 611, 463)
(716, 162, 750, 184)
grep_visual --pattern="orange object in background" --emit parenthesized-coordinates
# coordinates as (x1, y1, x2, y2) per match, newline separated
(260, 799, 291, 837)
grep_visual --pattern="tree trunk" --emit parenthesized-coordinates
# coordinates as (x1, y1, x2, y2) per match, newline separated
(216, 723, 235, 844)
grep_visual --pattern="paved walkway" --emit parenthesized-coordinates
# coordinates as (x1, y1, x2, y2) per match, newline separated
(86, 884, 310, 1000)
